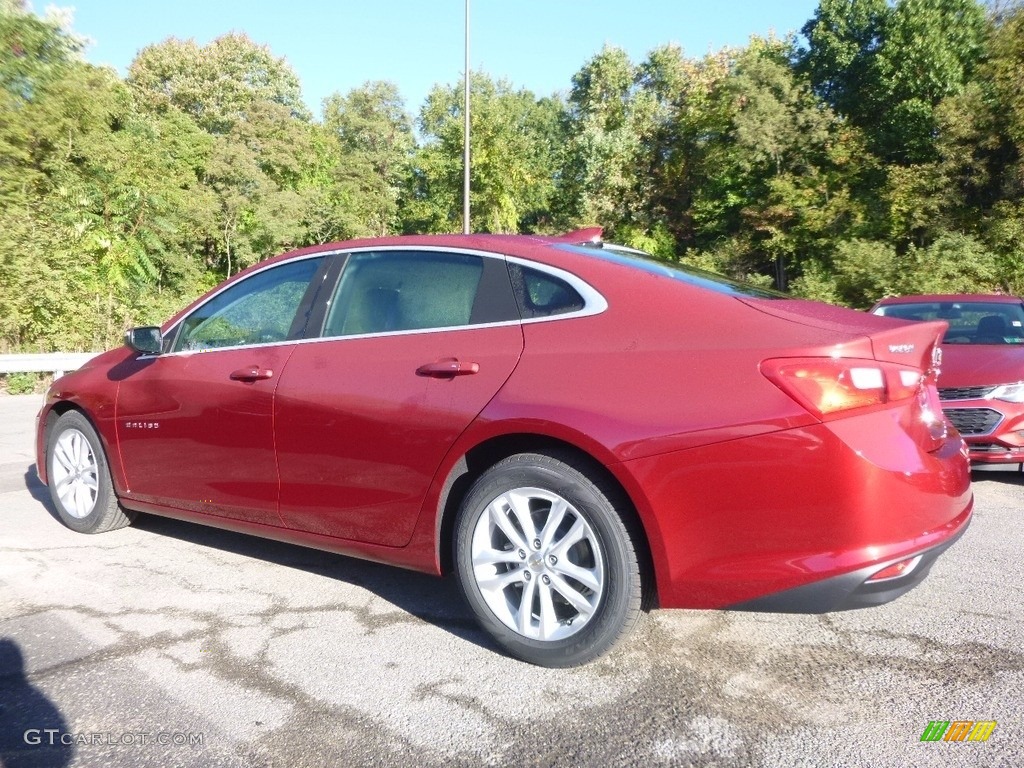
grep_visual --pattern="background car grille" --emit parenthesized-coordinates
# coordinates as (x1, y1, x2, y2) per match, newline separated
(971, 442, 1010, 454)
(939, 385, 995, 401)
(943, 408, 1003, 435)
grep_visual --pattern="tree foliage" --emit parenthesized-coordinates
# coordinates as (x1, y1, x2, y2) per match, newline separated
(2, 0, 1024, 353)
(407, 72, 563, 234)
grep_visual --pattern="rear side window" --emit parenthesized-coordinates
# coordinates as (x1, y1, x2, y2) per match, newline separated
(508, 263, 584, 319)
(324, 251, 484, 336)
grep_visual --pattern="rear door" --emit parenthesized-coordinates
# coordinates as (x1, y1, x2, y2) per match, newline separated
(274, 248, 524, 545)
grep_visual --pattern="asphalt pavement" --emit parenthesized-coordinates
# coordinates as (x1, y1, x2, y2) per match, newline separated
(1, 393, 1021, 767)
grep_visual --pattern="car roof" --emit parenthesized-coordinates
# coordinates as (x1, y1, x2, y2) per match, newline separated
(270, 232, 598, 265)
(874, 294, 1023, 305)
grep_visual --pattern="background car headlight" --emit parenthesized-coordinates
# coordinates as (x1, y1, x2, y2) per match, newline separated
(989, 383, 1024, 403)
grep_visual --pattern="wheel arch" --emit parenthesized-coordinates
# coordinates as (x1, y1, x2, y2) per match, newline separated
(433, 432, 658, 608)
(39, 399, 121, 491)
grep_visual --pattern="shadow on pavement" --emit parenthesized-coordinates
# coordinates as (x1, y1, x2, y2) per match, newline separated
(0, 638, 74, 768)
(133, 514, 496, 651)
(22, 463, 499, 657)
(23, 466, 62, 525)
(971, 468, 1024, 487)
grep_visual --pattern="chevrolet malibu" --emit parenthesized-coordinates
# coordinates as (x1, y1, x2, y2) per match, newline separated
(36, 232, 973, 667)
(872, 294, 1024, 469)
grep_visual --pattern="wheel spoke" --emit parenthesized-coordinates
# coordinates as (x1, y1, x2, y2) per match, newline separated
(53, 473, 75, 494)
(475, 568, 524, 594)
(74, 482, 94, 517)
(487, 497, 529, 551)
(516, 576, 538, 637)
(504, 490, 539, 543)
(53, 440, 74, 473)
(70, 432, 86, 468)
(549, 573, 596, 616)
(57, 482, 77, 509)
(537, 581, 560, 639)
(552, 559, 602, 593)
(549, 517, 588, 558)
(538, 497, 568, 550)
(472, 547, 522, 568)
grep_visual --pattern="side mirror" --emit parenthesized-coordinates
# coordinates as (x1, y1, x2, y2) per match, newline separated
(125, 326, 163, 355)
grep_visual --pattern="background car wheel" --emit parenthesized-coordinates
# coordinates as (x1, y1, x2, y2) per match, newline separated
(454, 451, 644, 667)
(46, 411, 135, 534)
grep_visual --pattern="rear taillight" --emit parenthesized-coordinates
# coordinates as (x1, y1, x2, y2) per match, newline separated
(761, 358, 923, 419)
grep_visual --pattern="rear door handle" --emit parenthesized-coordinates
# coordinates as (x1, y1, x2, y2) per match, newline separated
(416, 360, 480, 378)
(229, 367, 274, 382)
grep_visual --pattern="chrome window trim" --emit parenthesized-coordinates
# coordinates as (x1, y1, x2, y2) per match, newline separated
(503, 253, 608, 323)
(148, 245, 608, 358)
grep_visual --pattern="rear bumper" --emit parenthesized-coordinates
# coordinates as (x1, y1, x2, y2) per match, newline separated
(620, 407, 973, 611)
(727, 505, 971, 612)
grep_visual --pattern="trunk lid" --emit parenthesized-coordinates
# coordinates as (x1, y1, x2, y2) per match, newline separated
(740, 298, 946, 372)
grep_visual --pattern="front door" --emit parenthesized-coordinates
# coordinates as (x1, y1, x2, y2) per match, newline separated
(115, 255, 326, 524)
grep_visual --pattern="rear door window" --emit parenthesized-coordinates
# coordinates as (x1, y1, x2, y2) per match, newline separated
(322, 251, 486, 336)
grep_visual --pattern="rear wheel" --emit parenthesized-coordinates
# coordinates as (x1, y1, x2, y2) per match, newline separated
(46, 411, 135, 534)
(454, 452, 643, 667)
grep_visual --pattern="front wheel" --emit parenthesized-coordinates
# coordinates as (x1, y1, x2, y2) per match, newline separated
(46, 410, 135, 534)
(454, 452, 643, 667)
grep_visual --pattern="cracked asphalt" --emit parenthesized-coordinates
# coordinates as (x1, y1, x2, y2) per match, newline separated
(1, 393, 1021, 767)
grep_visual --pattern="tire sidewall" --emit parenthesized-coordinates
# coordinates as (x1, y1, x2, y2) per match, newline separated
(455, 456, 638, 667)
(46, 411, 115, 534)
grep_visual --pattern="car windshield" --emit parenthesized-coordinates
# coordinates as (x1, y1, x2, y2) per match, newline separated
(874, 301, 1024, 345)
(556, 244, 784, 299)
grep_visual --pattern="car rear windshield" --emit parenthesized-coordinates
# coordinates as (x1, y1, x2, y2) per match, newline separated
(874, 301, 1024, 345)
(555, 244, 783, 299)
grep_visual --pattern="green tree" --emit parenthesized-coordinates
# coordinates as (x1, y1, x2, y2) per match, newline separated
(322, 81, 414, 236)
(801, 0, 987, 163)
(555, 46, 642, 229)
(128, 33, 318, 276)
(408, 73, 563, 233)
(799, 0, 888, 122)
(127, 32, 309, 134)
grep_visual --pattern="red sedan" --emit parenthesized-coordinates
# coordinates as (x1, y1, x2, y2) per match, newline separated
(872, 294, 1024, 469)
(37, 232, 972, 666)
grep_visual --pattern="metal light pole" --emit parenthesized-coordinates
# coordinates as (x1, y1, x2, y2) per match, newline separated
(463, 0, 471, 234)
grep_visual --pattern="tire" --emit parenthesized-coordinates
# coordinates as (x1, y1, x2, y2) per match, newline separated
(46, 410, 135, 534)
(454, 451, 643, 667)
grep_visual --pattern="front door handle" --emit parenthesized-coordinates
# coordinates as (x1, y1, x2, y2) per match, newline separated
(229, 367, 274, 382)
(416, 360, 480, 378)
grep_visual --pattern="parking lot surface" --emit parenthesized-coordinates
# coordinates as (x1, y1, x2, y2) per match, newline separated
(1, 394, 1021, 767)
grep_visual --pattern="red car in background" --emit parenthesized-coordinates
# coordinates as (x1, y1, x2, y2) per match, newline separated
(872, 294, 1024, 470)
(37, 232, 972, 666)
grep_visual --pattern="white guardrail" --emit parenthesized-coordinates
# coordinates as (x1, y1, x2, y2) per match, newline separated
(0, 353, 99, 379)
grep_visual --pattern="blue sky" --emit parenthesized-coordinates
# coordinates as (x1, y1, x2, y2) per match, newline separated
(61, 1, 822, 117)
